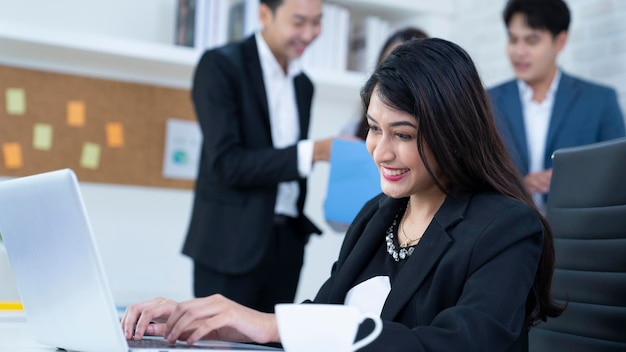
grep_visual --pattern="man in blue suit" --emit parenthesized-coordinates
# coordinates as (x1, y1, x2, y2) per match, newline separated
(489, 0, 625, 212)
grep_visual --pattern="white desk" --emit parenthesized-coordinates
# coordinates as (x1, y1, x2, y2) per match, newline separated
(0, 312, 55, 351)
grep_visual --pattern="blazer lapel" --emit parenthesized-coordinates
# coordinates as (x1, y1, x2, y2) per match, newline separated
(242, 36, 271, 135)
(503, 82, 529, 174)
(294, 75, 310, 139)
(326, 197, 403, 304)
(381, 195, 468, 320)
(545, 72, 579, 168)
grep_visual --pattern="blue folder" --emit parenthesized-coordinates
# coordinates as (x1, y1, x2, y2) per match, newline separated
(324, 139, 381, 232)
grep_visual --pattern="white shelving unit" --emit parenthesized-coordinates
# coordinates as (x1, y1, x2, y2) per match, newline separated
(336, 0, 455, 17)
(0, 20, 198, 89)
(0, 1, 453, 95)
(0, 20, 368, 94)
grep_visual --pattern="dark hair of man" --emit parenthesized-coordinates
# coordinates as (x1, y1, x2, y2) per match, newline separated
(260, 0, 284, 13)
(503, 0, 570, 37)
(360, 38, 564, 325)
(356, 27, 428, 140)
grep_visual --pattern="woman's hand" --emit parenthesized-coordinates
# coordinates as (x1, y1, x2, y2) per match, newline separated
(164, 294, 280, 346)
(120, 296, 177, 340)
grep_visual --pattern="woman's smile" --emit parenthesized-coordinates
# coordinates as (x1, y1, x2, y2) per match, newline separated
(381, 166, 410, 181)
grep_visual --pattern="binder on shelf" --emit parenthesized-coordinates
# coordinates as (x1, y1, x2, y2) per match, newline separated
(228, 0, 246, 42)
(347, 15, 392, 73)
(225, 0, 258, 44)
(173, 0, 210, 49)
(204, 0, 229, 49)
(174, 0, 197, 47)
(175, 0, 250, 51)
(302, 3, 350, 72)
(336, 6, 350, 72)
(243, 0, 260, 38)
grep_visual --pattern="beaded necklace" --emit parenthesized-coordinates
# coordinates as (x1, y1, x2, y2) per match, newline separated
(385, 204, 416, 262)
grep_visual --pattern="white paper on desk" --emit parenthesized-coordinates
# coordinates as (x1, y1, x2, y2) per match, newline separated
(162, 118, 202, 180)
(324, 139, 381, 232)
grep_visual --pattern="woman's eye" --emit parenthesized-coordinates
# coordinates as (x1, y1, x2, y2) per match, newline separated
(396, 133, 412, 140)
(368, 125, 380, 132)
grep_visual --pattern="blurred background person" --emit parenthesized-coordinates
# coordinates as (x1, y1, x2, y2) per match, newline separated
(183, 0, 333, 313)
(488, 0, 625, 213)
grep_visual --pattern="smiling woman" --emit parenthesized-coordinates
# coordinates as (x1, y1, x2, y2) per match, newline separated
(121, 38, 563, 352)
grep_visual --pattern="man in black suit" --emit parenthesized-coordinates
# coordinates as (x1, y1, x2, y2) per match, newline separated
(182, 0, 331, 313)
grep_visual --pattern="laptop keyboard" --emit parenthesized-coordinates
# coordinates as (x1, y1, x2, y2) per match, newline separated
(127, 337, 281, 350)
(128, 337, 207, 349)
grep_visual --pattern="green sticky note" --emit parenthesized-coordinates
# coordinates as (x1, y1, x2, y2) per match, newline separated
(80, 142, 101, 170)
(33, 123, 53, 150)
(6, 88, 26, 115)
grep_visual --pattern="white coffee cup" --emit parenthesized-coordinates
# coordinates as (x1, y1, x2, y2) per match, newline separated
(275, 303, 382, 352)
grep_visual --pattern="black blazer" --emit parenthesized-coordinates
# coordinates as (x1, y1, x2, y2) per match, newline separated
(313, 193, 543, 352)
(183, 36, 320, 275)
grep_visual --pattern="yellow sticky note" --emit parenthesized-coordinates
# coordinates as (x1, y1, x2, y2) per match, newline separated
(67, 100, 86, 127)
(106, 122, 125, 148)
(2, 142, 23, 169)
(80, 142, 101, 170)
(0, 301, 23, 310)
(6, 88, 26, 115)
(33, 123, 54, 150)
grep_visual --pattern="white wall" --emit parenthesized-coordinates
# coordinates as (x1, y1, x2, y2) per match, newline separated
(0, 0, 176, 44)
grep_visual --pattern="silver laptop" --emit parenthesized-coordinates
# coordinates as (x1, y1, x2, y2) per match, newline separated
(0, 169, 280, 352)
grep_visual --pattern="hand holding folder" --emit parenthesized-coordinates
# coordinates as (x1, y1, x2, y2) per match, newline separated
(324, 139, 381, 232)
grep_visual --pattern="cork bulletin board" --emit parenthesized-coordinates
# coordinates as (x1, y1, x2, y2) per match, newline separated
(0, 64, 197, 189)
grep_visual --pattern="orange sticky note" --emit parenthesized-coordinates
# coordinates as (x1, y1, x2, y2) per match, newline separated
(106, 122, 124, 148)
(67, 100, 86, 126)
(2, 142, 23, 169)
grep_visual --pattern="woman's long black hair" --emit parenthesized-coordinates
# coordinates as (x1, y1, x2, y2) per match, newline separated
(361, 38, 563, 325)
(355, 27, 428, 140)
